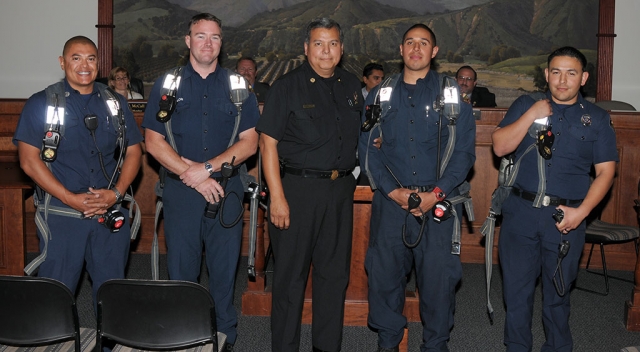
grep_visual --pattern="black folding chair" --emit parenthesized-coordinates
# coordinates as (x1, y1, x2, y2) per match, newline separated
(0, 275, 95, 352)
(96, 279, 223, 352)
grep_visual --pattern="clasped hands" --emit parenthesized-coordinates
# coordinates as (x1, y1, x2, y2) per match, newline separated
(179, 157, 225, 204)
(388, 188, 438, 217)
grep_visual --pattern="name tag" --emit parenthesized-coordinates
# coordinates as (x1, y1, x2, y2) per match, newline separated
(303, 104, 315, 109)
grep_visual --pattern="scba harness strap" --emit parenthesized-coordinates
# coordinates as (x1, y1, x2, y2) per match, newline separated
(25, 82, 141, 275)
(151, 67, 255, 280)
(362, 73, 474, 253)
(479, 93, 559, 323)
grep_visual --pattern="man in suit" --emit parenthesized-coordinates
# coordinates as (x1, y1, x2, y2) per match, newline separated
(456, 65, 496, 107)
(236, 56, 270, 103)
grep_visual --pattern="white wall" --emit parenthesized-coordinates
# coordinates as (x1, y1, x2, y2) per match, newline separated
(612, 0, 640, 110)
(0, 0, 97, 99)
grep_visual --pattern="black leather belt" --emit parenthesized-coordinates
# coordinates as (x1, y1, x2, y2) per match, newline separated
(512, 188, 582, 206)
(403, 186, 432, 192)
(283, 166, 352, 180)
(166, 168, 238, 182)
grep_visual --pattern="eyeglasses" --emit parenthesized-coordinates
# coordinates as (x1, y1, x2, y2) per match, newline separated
(115, 76, 129, 81)
(456, 76, 475, 82)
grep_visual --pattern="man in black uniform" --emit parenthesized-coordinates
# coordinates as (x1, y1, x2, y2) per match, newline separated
(257, 17, 363, 352)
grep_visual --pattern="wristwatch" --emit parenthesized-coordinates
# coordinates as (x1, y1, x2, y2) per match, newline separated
(204, 161, 214, 176)
(112, 187, 123, 204)
(433, 186, 446, 201)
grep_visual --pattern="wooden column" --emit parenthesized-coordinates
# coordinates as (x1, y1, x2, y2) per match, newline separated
(97, 0, 114, 77)
(596, 0, 616, 101)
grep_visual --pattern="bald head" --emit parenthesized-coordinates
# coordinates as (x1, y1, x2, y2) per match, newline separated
(63, 36, 97, 56)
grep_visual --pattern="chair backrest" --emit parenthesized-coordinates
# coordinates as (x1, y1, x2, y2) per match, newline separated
(594, 100, 636, 111)
(96, 279, 217, 351)
(0, 275, 81, 350)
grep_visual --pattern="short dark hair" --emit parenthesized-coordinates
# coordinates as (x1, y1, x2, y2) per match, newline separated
(547, 46, 587, 71)
(62, 36, 97, 56)
(402, 24, 437, 47)
(456, 65, 477, 80)
(363, 63, 384, 78)
(236, 56, 257, 70)
(305, 18, 343, 44)
(188, 13, 222, 36)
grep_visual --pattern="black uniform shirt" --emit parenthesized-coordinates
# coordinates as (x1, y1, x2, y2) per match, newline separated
(257, 61, 363, 170)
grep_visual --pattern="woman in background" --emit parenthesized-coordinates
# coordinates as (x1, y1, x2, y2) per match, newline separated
(108, 67, 143, 100)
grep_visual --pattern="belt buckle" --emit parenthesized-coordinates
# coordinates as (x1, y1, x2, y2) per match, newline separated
(330, 170, 339, 180)
(542, 195, 551, 207)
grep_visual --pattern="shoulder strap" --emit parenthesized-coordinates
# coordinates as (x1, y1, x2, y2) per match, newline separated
(224, 68, 250, 148)
(44, 82, 66, 137)
(161, 67, 184, 151)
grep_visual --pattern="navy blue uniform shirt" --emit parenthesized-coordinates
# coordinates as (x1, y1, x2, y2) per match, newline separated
(499, 91, 618, 200)
(13, 79, 143, 207)
(359, 70, 476, 198)
(143, 63, 260, 169)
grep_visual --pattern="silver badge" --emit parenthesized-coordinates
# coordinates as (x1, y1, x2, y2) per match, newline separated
(581, 114, 591, 126)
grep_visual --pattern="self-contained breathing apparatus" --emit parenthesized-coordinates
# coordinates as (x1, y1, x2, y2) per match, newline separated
(362, 74, 474, 253)
(151, 67, 262, 280)
(25, 82, 141, 275)
(479, 93, 577, 324)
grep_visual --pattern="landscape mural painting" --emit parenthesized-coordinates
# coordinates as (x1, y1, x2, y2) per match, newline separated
(114, 0, 598, 107)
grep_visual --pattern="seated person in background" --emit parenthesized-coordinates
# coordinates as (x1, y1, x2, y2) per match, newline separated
(361, 62, 384, 99)
(108, 67, 143, 100)
(236, 56, 270, 103)
(456, 65, 496, 107)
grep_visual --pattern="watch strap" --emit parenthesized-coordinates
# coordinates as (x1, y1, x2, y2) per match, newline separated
(112, 188, 123, 204)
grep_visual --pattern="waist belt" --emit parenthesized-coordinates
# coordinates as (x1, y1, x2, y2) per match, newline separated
(512, 188, 582, 206)
(403, 185, 432, 192)
(283, 166, 352, 180)
(166, 168, 239, 182)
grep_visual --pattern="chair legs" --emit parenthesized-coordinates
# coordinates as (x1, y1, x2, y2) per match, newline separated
(585, 243, 610, 295)
(580, 239, 638, 296)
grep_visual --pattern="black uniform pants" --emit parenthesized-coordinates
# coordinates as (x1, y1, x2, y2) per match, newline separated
(269, 174, 356, 352)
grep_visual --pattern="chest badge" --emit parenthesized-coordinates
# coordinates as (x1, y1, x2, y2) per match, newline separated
(581, 114, 592, 127)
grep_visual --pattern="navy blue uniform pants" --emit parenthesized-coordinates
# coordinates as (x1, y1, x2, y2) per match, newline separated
(37, 211, 131, 309)
(367, 191, 462, 351)
(269, 174, 356, 352)
(163, 176, 244, 344)
(499, 195, 585, 352)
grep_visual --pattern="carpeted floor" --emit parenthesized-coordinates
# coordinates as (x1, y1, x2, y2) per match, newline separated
(56, 253, 640, 351)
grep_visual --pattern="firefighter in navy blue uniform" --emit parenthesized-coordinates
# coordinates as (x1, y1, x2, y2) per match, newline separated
(257, 18, 362, 352)
(359, 24, 476, 352)
(13, 36, 143, 304)
(142, 14, 259, 351)
(493, 47, 618, 352)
